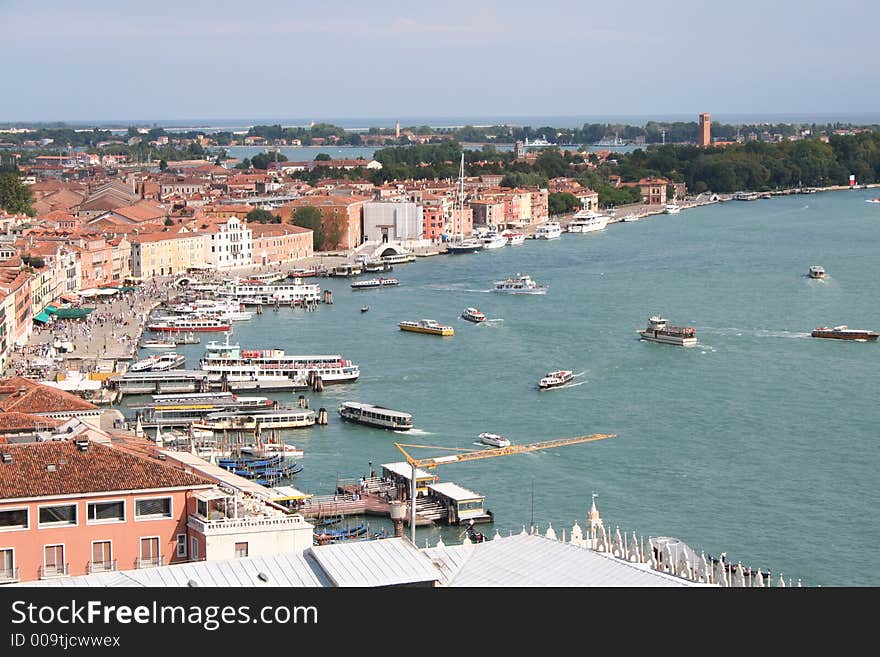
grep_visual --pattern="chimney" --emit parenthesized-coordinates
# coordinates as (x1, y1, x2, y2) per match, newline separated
(18, 387, 25, 397)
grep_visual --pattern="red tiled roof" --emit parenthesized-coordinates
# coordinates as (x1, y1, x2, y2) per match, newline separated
(0, 413, 63, 432)
(0, 377, 99, 414)
(0, 440, 212, 499)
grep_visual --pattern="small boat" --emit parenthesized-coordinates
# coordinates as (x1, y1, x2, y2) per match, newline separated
(479, 432, 511, 448)
(808, 265, 825, 279)
(481, 231, 507, 249)
(538, 370, 573, 389)
(492, 274, 548, 295)
(638, 316, 697, 346)
(622, 214, 640, 222)
(567, 211, 609, 233)
(461, 307, 486, 323)
(360, 306, 369, 313)
(811, 325, 879, 341)
(535, 222, 562, 239)
(864, 198, 880, 204)
(338, 401, 413, 430)
(351, 277, 399, 290)
(502, 231, 526, 246)
(398, 319, 454, 336)
(664, 203, 681, 214)
(446, 237, 484, 254)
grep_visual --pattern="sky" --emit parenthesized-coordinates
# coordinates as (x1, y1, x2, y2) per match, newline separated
(1, 0, 877, 124)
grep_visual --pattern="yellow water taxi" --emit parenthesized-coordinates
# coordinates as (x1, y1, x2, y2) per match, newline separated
(398, 319, 455, 336)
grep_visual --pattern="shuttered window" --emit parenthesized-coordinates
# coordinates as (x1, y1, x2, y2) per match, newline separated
(135, 498, 172, 519)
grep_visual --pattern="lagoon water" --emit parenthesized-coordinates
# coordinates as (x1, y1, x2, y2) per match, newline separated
(138, 188, 880, 585)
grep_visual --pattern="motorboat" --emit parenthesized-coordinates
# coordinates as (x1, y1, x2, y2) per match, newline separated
(567, 210, 609, 233)
(538, 370, 573, 389)
(129, 353, 185, 372)
(638, 316, 697, 346)
(446, 237, 484, 254)
(461, 307, 486, 323)
(811, 325, 878, 341)
(481, 231, 507, 249)
(139, 338, 177, 349)
(663, 203, 681, 214)
(808, 265, 825, 279)
(479, 432, 511, 448)
(622, 214, 640, 222)
(398, 319, 454, 336)
(534, 222, 562, 239)
(492, 274, 548, 294)
(360, 306, 370, 313)
(338, 401, 413, 430)
(502, 231, 526, 246)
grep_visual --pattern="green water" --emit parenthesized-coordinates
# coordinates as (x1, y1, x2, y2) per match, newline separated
(139, 189, 880, 585)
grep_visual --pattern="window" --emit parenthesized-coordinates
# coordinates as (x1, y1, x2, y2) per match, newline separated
(139, 537, 160, 568)
(191, 537, 199, 561)
(135, 497, 172, 520)
(0, 509, 28, 531)
(0, 548, 14, 580)
(234, 542, 248, 558)
(38, 504, 77, 527)
(176, 534, 187, 558)
(87, 500, 124, 523)
(43, 544, 65, 576)
(91, 541, 112, 571)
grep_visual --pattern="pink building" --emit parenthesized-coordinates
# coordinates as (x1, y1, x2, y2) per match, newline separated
(250, 223, 314, 266)
(0, 440, 213, 583)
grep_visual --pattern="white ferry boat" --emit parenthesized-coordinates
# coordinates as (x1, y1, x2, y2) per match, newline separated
(502, 231, 526, 246)
(638, 316, 697, 346)
(215, 277, 321, 305)
(140, 338, 177, 349)
(398, 319, 455, 336)
(147, 316, 231, 332)
(664, 203, 681, 214)
(481, 231, 507, 249)
(338, 401, 413, 431)
(200, 337, 360, 385)
(808, 265, 826, 279)
(538, 370, 573, 389)
(193, 407, 316, 432)
(567, 210, 609, 233)
(535, 222, 562, 239)
(461, 307, 486, 323)
(479, 432, 511, 448)
(129, 353, 186, 373)
(492, 274, 548, 295)
(168, 299, 254, 322)
(351, 277, 399, 290)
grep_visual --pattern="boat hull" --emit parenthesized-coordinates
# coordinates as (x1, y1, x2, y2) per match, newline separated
(811, 331, 878, 341)
(639, 330, 697, 346)
(148, 324, 230, 332)
(491, 288, 547, 295)
(399, 325, 454, 336)
(338, 410, 412, 431)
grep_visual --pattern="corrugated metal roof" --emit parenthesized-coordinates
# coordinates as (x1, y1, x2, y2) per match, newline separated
(428, 481, 483, 501)
(308, 537, 440, 587)
(423, 543, 475, 586)
(428, 534, 704, 587)
(380, 461, 435, 481)
(14, 553, 329, 588)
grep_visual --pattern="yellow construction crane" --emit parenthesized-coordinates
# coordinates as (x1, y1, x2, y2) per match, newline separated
(393, 433, 616, 542)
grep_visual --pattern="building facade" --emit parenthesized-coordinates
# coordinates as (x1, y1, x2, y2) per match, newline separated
(203, 217, 253, 270)
(130, 232, 208, 278)
(250, 223, 313, 266)
(362, 202, 423, 243)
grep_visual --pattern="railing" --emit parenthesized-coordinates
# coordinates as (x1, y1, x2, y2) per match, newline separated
(88, 560, 118, 574)
(0, 566, 20, 583)
(188, 513, 307, 535)
(135, 556, 165, 569)
(38, 563, 69, 579)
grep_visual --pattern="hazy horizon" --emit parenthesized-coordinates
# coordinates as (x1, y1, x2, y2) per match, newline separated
(2, 0, 877, 123)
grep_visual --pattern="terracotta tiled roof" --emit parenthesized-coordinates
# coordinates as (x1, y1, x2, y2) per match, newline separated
(0, 440, 212, 499)
(0, 377, 99, 415)
(0, 413, 63, 432)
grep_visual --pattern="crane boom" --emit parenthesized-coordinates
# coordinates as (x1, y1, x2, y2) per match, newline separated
(395, 433, 616, 469)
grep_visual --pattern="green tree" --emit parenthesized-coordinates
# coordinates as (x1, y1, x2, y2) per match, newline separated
(0, 170, 35, 216)
(246, 208, 281, 224)
(291, 206, 325, 250)
(234, 158, 252, 170)
(548, 192, 581, 215)
(314, 153, 331, 161)
(251, 152, 288, 170)
(159, 159, 168, 171)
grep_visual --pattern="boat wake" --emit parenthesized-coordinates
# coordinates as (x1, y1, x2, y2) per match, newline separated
(702, 327, 812, 339)
(425, 284, 491, 294)
(481, 318, 505, 325)
(397, 428, 433, 436)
